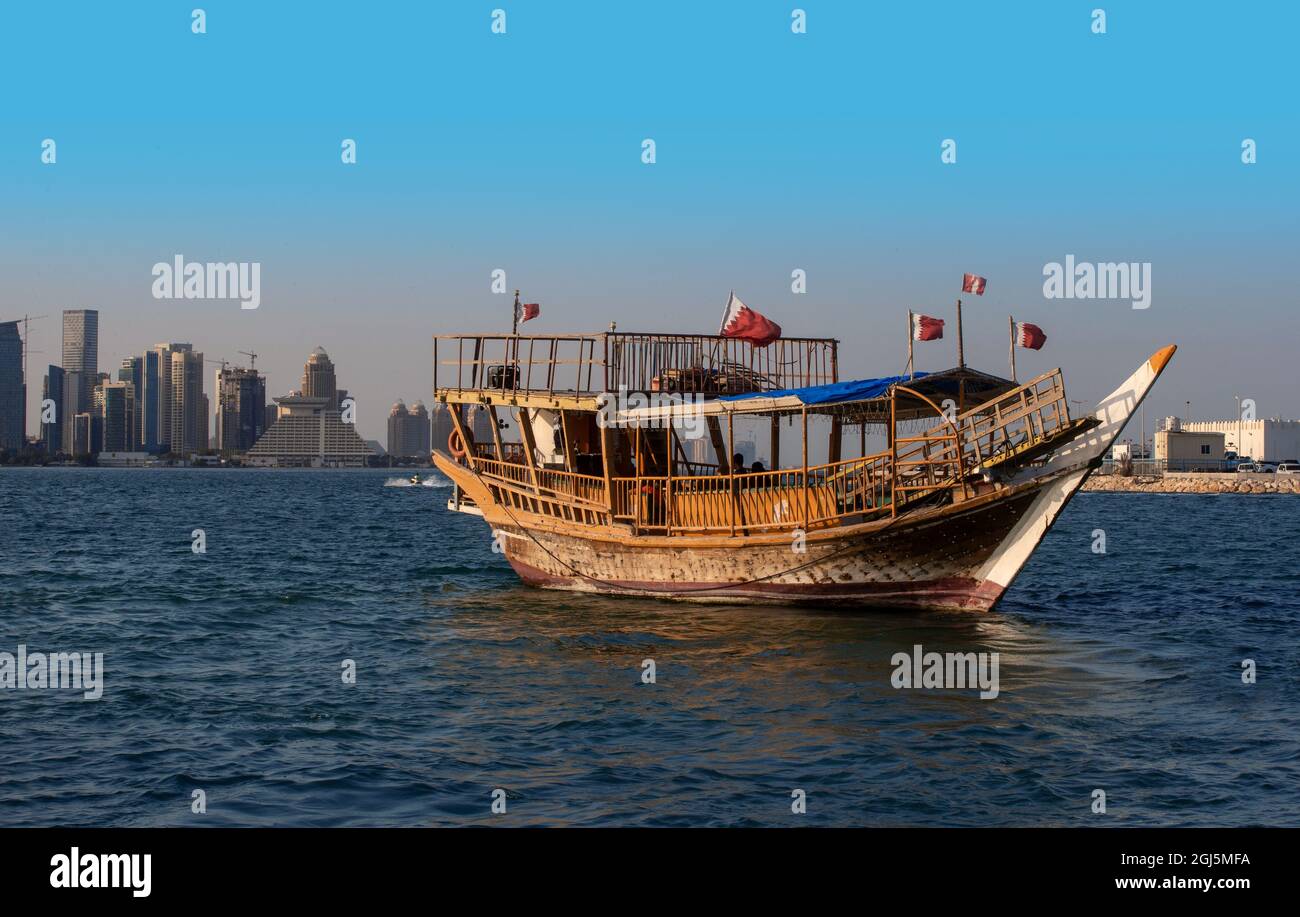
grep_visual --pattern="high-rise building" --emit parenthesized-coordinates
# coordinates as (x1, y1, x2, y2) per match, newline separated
(215, 365, 267, 453)
(387, 400, 432, 459)
(301, 347, 338, 404)
(61, 370, 85, 453)
(152, 343, 192, 452)
(138, 349, 161, 452)
(118, 357, 142, 451)
(99, 381, 133, 453)
(62, 310, 98, 409)
(42, 365, 65, 454)
(168, 349, 207, 456)
(246, 348, 371, 467)
(430, 402, 456, 454)
(71, 412, 93, 457)
(0, 321, 23, 451)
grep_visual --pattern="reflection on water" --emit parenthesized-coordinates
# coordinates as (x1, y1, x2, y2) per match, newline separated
(1, 471, 1297, 826)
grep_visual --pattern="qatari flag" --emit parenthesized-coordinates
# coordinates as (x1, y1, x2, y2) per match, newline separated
(719, 291, 782, 347)
(517, 301, 540, 323)
(912, 313, 945, 341)
(1016, 321, 1047, 350)
(962, 273, 987, 295)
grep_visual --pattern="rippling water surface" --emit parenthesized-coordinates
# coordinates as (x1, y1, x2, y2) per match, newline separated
(1, 468, 1298, 826)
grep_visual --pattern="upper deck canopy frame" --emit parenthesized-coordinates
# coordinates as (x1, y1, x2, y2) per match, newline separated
(434, 332, 840, 405)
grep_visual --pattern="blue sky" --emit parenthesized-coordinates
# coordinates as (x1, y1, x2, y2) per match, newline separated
(2, 1, 1296, 442)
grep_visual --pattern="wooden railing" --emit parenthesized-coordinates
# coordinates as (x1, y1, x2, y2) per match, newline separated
(457, 368, 1076, 535)
(472, 440, 526, 463)
(435, 332, 838, 398)
(911, 368, 1070, 474)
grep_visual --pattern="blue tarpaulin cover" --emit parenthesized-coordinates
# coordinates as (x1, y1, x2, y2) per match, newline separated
(719, 372, 930, 406)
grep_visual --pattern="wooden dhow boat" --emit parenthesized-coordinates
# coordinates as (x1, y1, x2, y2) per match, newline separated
(432, 331, 1175, 611)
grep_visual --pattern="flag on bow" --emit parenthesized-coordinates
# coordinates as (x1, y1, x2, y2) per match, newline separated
(961, 273, 987, 295)
(1016, 321, 1046, 350)
(719, 291, 782, 347)
(911, 313, 945, 341)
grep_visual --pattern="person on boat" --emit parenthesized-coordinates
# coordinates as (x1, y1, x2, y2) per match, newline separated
(409, 472, 422, 486)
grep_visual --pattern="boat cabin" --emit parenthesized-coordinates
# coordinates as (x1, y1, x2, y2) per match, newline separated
(433, 332, 1087, 537)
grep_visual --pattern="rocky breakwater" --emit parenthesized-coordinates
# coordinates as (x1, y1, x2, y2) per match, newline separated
(1083, 473, 1300, 494)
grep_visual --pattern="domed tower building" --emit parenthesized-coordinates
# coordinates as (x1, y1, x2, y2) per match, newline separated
(245, 347, 373, 467)
(387, 400, 407, 458)
(300, 346, 338, 405)
(386, 399, 432, 460)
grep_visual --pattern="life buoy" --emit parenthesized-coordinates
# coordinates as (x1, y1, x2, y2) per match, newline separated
(448, 428, 470, 459)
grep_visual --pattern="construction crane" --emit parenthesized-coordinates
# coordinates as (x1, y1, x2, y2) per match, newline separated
(238, 350, 258, 369)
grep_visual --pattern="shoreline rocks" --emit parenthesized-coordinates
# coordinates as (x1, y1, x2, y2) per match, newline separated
(1082, 474, 1300, 494)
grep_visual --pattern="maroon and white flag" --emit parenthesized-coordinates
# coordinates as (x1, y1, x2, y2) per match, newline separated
(911, 313, 945, 341)
(1016, 321, 1047, 350)
(719, 291, 782, 347)
(961, 273, 987, 295)
(516, 300, 540, 323)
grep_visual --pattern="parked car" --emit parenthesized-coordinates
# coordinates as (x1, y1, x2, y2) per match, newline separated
(1236, 462, 1260, 473)
(1277, 461, 1300, 474)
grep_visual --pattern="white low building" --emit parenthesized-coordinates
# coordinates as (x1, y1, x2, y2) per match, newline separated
(1181, 419, 1300, 463)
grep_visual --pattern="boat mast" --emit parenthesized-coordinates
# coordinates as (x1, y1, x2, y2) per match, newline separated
(955, 298, 965, 368)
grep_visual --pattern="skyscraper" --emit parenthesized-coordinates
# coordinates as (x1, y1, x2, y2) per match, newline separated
(152, 343, 191, 453)
(215, 365, 267, 453)
(169, 349, 207, 456)
(301, 347, 338, 404)
(138, 349, 161, 453)
(99, 381, 133, 453)
(0, 321, 23, 451)
(61, 370, 85, 453)
(42, 365, 64, 454)
(62, 309, 98, 399)
(118, 356, 142, 451)
(387, 400, 432, 459)
(71, 412, 92, 457)
(430, 402, 456, 454)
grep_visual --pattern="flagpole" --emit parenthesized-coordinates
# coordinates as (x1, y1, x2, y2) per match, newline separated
(907, 310, 914, 380)
(512, 290, 521, 336)
(956, 298, 964, 369)
(1008, 314, 1016, 382)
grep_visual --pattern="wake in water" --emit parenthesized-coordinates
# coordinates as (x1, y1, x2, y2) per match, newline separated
(383, 474, 451, 488)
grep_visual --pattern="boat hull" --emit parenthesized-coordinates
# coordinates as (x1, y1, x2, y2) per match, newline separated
(489, 486, 1044, 611)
